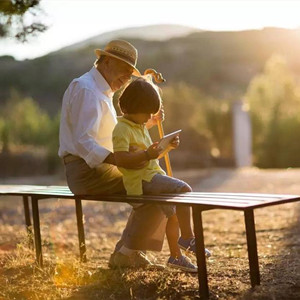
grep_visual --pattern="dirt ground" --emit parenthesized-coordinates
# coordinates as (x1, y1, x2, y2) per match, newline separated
(0, 167, 299, 299)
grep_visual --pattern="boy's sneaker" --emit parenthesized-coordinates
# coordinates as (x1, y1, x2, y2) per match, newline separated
(167, 255, 198, 273)
(178, 237, 211, 258)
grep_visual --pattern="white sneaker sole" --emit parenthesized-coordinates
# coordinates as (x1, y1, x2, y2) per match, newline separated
(179, 245, 212, 258)
(167, 262, 198, 273)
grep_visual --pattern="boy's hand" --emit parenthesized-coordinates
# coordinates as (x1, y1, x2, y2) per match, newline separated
(169, 135, 180, 149)
(146, 142, 162, 159)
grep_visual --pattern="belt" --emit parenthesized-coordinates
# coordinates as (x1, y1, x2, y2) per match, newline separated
(63, 154, 82, 164)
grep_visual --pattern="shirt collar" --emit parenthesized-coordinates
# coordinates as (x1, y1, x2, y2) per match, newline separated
(89, 66, 113, 98)
(118, 116, 145, 129)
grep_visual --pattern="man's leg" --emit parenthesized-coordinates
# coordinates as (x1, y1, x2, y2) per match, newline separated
(110, 204, 167, 269)
(65, 159, 125, 195)
(64, 158, 167, 267)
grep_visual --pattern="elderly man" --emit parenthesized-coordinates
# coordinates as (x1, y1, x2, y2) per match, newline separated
(58, 40, 166, 268)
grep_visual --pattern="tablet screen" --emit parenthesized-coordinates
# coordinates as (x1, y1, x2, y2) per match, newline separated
(157, 129, 182, 150)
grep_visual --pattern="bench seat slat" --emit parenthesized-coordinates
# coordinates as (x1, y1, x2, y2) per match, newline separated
(1, 185, 299, 211)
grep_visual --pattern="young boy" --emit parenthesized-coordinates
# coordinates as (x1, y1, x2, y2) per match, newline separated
(112, 78, 210, 272)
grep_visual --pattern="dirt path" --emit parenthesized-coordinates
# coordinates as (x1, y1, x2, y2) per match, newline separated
(175, 167, 300, 194)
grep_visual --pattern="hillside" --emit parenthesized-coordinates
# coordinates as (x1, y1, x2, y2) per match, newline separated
(1, 26, 300, 114)
(58, 24, 200, 52)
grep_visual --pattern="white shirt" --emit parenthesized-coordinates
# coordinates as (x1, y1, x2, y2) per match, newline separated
(58, 67, 117, 168)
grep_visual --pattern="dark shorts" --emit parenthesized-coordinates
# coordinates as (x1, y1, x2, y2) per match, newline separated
(138, 174, 191, 218)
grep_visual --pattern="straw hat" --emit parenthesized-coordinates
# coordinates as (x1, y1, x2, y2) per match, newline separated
(95, 40, 141, 77)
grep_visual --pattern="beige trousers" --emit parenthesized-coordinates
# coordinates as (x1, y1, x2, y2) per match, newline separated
(64, 158, 167, 251)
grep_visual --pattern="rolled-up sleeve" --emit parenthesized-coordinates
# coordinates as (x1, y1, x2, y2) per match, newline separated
(71, 88, 110, 168)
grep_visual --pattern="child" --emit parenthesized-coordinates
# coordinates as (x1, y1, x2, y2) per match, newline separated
(112, 77, 210, 272)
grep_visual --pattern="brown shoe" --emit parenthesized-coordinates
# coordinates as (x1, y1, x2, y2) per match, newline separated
(109, 251, 164, 270)
(108, 252, 116, 269)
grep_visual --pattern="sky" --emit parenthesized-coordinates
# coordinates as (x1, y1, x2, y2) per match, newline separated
(1, 0, 300, 61)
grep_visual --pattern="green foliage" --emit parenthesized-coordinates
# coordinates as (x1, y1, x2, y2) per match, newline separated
(0, 90, 60, 173)
(0, 0, 47, 41)
(246, 54, 300, 167)
(160, 83, 208, 151)
(2, 90, 52, 145)
(0, 117, 9, 152)
(162, 83, 205, 133)
(158, 83, 233, 164)
(46, 112, 61, 173)
(202, 98, 233, 159)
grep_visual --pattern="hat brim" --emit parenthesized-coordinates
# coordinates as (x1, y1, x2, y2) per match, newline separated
(95, 49, 141, 77)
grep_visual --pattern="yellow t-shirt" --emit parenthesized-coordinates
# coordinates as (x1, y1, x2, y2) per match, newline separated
(112, 117, 165, 195)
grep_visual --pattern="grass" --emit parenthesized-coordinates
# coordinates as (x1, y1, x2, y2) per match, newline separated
(0, 168, 299, 299)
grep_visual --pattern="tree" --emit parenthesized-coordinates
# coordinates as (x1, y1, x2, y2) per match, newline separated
(0, 0, 47, 41)
(203, 98, 233, 160)
(1, 90, 52, 148)
(245, 54, 300, 167)
(154, 82, 234, 167)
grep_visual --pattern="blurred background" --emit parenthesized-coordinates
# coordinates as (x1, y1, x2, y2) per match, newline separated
(1, 0, 300, 178)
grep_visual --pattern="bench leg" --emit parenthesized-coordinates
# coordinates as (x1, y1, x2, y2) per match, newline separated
(31, 197, 43, 267)
(75, 199, 87, 262)
(23, 196, 33, 248)
(192, 206, 209, 299)
(244, 209, 260, 287)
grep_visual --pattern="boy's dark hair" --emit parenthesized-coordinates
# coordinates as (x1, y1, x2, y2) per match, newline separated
(119, 78, 161, 114)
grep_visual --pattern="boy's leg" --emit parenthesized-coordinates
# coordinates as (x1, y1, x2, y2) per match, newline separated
(143, 174, 211, 258)
(143, 174, 194, 239)
(176, 205, 194, 239)
(165, 214, 182, 258)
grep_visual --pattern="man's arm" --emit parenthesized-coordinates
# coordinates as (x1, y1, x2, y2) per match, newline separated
(70, 88, 112, 168)
(114, 151, 148, 169)
(103, 152, 116, 165)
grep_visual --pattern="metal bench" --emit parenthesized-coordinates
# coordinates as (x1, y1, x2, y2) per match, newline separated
(1, 184, 299, 299)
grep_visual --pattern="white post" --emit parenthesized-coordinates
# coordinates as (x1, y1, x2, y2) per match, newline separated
(232, 101, 252, 167)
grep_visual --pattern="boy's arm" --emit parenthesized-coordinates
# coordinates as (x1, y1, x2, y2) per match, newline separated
(115, 143, 162, 169)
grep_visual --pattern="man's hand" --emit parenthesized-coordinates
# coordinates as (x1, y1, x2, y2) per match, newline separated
(146, 106, 165, 129)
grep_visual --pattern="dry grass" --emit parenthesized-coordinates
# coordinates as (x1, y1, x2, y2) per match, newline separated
(0, 167, 299, 299)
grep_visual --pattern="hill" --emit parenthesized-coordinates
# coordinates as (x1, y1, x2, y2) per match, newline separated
(1, 26, 300, 114)
(58, 24, 201, 52)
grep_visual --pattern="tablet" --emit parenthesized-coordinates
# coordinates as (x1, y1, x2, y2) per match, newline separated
(157, 129, 182, 151)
